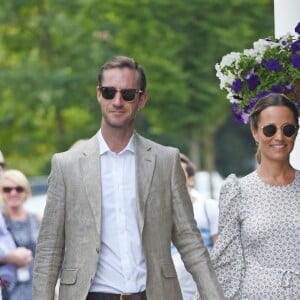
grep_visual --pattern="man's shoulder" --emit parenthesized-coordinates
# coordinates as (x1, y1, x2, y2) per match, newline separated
(136, 133, 178, 154)
(53, 135, 97, 161)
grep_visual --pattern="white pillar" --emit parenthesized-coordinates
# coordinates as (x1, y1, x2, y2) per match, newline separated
(274, 0, 300, 37)
(274, 0, 300, 169)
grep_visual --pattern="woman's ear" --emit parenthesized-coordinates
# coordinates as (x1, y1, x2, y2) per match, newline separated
(251, 125, 259, 145)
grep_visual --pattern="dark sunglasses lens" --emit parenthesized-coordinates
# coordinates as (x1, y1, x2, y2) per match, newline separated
(263, 125, 276, 137)
(122, 89, 136, 101)
(3, 186, 25, 193)
(101, 87, 116, 99)
(0, 162, 5, 168)
(283, 124, 296, 137)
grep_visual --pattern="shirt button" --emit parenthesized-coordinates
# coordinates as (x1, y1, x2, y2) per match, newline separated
(96, 248, 100, 253)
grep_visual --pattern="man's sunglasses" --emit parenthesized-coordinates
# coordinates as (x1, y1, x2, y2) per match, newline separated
(2, 186, 25, 193)
(261, 123, 298, 138)
(0, 162, 5, 168)
(99, 86, 144, 102)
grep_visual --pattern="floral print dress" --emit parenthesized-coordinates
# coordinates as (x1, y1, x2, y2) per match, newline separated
(194, 170, 300, 300)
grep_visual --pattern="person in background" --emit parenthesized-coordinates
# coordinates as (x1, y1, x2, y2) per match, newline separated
(32, 55, 224, 300)
(179, 154, 219, 248)
(0, 212, 17, 300)
(0, 153, 33, 300)
(0, 214, 33, 300)
(172, 154, 219, 299)
(195, 93, 300, 299)
(0, 170, 40, 300)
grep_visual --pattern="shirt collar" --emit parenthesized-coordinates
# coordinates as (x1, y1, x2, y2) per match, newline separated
(98, 129, 135, 155)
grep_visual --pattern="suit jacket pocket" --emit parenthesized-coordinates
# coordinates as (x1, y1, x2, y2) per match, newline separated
(60, 268, 78, 285)
(161, 263, 177, 278)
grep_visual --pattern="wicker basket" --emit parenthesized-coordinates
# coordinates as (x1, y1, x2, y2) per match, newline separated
(285, 78, 300, 104)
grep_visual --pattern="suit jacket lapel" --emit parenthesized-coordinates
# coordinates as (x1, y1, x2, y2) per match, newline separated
(80, 135, 102, 235)
(135, 133, 156, 233)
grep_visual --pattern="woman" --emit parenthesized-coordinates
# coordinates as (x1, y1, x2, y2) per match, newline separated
(0, 169, 41, 300)
(203, 93, 300, 299)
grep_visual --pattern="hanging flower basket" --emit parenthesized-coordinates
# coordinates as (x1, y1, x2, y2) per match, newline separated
(284, 78, 300, 103)
(216, 22, 300, 124)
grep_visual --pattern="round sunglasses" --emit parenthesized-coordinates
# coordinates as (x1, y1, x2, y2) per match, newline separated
(260, 123, 298, 138)
(99, 86, 144, 102)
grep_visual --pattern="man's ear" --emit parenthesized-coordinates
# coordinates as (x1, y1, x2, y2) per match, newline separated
(137, 91, 148, 111)
(96, 86, 101, 103)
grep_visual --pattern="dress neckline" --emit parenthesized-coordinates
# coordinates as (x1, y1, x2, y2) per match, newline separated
(254, 169, 298, 188)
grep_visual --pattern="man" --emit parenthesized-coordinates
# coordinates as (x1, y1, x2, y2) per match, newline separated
(33, 56, 224, 300)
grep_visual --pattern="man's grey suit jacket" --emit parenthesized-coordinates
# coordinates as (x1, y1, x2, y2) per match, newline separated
(33, 133, 224, 300)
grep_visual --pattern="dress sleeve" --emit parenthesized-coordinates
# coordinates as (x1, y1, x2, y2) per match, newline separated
(210, 174, 244, 300)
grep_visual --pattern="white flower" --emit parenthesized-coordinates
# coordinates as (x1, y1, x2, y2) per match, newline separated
(226, 92, 239, 104)
(218, 52, 241, 68)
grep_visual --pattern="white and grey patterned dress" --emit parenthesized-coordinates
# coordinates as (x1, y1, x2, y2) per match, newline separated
(194, 170, 300, 300)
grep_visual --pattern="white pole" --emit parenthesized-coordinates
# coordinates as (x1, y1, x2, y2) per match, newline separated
(274, 0, 300, 37)
(274, 0, 300, 169)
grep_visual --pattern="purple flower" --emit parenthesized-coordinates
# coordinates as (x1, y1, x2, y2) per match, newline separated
(291, 54, 300, 68)
(257, 91, 270, 99)
(231, 78, 243, 92)
(231, 103, 243, 123)
(265, 58, 281, 71)
(240, 110, 249, 124)
(270, 85, 283, 93)
(245, 69, 260, 90)
(291, 40, 300, 54)
(295, 22, 300, 34)
(285, 83, 293, 92)
(249, 97, 257, 109)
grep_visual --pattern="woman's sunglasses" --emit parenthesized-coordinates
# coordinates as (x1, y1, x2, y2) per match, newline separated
(2, 186, 25, 193)
(261, 124, 298, 138)
(99, 86, 144, 102)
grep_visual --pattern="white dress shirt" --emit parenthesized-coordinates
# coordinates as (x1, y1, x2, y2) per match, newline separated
(90, 130, 146, 293)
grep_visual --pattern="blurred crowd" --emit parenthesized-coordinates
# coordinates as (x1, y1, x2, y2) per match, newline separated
(0, 150, 41, 300)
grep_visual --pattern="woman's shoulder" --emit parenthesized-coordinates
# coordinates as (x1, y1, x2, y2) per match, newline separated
(28, 212, 42, 225)
(221, 173, 240, 194)
(218, 172, 255, 211)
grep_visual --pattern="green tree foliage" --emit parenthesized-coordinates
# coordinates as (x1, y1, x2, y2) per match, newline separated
(0, 0, 273, 176)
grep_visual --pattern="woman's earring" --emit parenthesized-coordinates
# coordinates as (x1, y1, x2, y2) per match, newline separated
(255, 141, 259, 146)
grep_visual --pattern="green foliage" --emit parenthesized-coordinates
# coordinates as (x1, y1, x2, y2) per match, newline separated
(0, 0, 274, 177)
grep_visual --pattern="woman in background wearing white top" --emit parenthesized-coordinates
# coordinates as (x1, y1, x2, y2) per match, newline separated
(171, 154, 219, 300)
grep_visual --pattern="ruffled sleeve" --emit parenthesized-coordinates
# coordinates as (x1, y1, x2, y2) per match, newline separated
(210, 174, 244, 299)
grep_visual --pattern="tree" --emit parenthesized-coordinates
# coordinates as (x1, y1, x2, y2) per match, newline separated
(0, 0, 274, 180)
